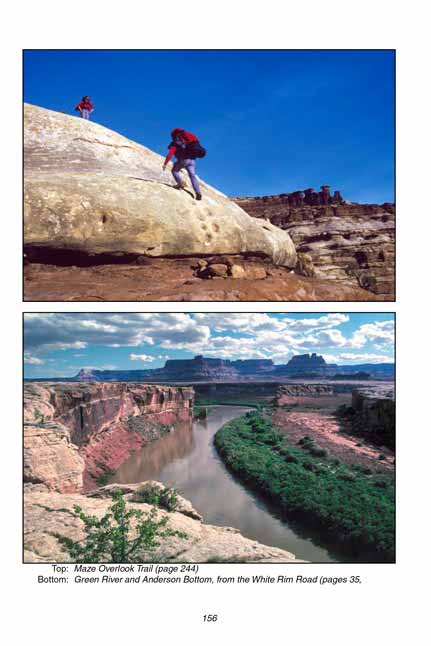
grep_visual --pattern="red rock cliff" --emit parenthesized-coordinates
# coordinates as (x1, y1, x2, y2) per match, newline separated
(233, 189, 394, 299)
(24, 382, 194, 492)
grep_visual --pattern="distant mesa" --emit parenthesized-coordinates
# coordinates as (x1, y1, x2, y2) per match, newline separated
(31, 353, 395, 384)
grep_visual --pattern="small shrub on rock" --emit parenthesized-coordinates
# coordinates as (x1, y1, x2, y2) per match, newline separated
(56, 490, 187, 563)
(133, 484, 180, 512)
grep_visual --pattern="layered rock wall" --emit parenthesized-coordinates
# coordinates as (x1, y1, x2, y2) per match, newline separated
(234, 188, 395, 299)
(24, 382, 194, 492)
(351, 386, 395, 449)
(276, 384, 334, 405)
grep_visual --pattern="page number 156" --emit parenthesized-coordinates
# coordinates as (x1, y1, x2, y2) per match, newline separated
(203, 614, 218, 622)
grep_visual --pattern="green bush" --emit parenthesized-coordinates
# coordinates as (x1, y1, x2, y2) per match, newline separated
(308, 445, 328, 458)
(56, 490, 187, 563)
(214, 413, 395, 562)
(34, 408, 45, 425)
(96, 470, 115, 486)
(133, 484, 180, 512)
(336, 404, 356, 418)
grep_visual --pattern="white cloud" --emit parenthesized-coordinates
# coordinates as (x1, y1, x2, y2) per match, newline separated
(348, 321, 395, 349)
(323, 353, 394, 364)
(129, 354, 155, 362)
(24, 313, 209, 353)
(24, 353, 44, 365)
(23, 314, 394, 368)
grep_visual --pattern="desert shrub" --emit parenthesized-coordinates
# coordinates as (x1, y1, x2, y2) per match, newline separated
(336, 404, 356, 418)
(374, 480, 387, 489)
(278, 447, 298, 463)
(214, 413, 395, 562)
(308, 445, 328, 458)
(96, 470, 115, 486)
(298, 436, 314, 447)
(338, 471, 356, 482)
(56, 490, 187, 563)
(34, 408, 45, 424)
(133, 484, 180, 511)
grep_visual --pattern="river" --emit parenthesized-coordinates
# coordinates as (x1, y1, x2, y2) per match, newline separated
(112, 405, 337, 562)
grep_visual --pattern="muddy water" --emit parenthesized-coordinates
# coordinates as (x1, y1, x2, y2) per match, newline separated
(112, 405, 337, 562)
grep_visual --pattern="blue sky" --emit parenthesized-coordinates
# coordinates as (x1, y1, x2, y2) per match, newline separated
(23, 50, 394, 202)
(24, 313, 395, 378)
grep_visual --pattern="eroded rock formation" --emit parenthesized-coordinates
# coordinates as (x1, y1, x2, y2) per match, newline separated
(65, 353, 394, 382)
(24, 382, 194, 491)
(24, 422, 85, 493)
(24, 104, 296, 267)
(350, 385, 395, 449)
(234, 187, 395, 299)
(275, 383, 334, 405)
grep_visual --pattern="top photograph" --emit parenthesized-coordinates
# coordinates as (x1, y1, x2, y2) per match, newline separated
(23, 49, 395, 302)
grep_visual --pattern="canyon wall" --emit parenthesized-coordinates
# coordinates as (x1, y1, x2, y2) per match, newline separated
(23, 383, 302, 563)
(275, 384, 334, 405)
(234, 188, 395, 299)
(24, 382, 194, 492)
(350, 385, 395, 449)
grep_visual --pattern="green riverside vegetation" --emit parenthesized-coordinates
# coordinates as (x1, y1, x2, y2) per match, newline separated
(214, 411, 395, 562)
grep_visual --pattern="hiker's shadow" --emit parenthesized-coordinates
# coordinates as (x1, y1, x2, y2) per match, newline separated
(128, 177, 195, 199)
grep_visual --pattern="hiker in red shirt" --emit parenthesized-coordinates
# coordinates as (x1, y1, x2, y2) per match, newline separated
(162, 128, 205, 201)
(75, 96, 94, 120)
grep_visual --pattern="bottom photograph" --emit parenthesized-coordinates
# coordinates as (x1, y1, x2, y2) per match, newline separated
(23, 312, 395, 564)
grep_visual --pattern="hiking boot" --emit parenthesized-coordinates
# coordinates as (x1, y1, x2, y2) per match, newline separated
(195, 193, 202, 201)
(174, 182, 186, 190)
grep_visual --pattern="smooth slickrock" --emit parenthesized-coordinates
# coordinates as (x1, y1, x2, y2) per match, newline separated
(24, 104, 296, 267)
(23, 484, 300, 563)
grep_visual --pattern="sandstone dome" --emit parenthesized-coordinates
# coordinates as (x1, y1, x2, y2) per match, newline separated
(24, 104, 297, 267)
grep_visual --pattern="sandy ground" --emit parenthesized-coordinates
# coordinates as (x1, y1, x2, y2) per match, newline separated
(272, 396, 394, 473)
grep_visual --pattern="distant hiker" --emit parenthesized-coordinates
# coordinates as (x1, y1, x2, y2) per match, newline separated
(75, 96, 94, 120)
(162, 128, 206, 201)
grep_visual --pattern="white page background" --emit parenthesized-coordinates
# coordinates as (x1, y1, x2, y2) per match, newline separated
(2, 2, 429, 642)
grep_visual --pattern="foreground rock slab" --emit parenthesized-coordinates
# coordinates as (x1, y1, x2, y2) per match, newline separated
(24, 256, 378, 301)
(24, 104, 296, 267)
(24, 484, 301, 563)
